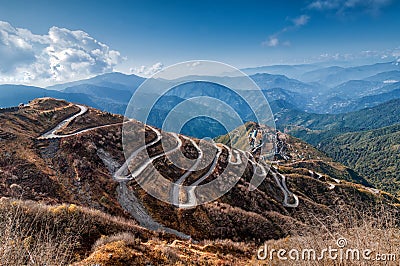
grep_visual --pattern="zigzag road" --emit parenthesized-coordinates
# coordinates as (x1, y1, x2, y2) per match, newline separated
(38, 104, 300, 239)
(38, 105, 191, 239)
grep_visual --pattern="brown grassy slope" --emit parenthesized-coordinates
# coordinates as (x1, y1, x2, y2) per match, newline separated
(0, 98, 399, 264)
(0, 199, 254, 265)
(251, 208, 400, 265)
(125, 122, 397, 243)
(0, 98, 127, 217)
(0, 98, 80, 203)
(215, 122, 370, 186)
(76, 235, 255, 266)
(0, 98, 398, 246)
(0, 198, 152, 263)
(2, 198, 397, 265)
(0, 98, 80, 137)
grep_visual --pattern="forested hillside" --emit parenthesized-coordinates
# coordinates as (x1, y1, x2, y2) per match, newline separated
(319, 124, 400, 196)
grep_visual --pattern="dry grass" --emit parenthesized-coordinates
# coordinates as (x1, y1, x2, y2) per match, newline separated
(0, 199, 78, 265)
(78, 236, 255, 266)
(0, 198, 154, 265)
(92, 232, 140, 250)
(0, 198, 398, 265)
(252, 206, 400, 265)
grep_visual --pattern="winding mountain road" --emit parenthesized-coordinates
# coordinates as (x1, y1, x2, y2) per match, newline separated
(38, 105, 191, 240)
(38, 104, 88, 139)
(37, 103, 301, 241)
(127, 132, 182, 180)
(243, 151, 299, 207)
(271, 166, 299, 208)
(220, 144, 243, 166)
(38, 104, 123, 140)
(175, 144, 223, 208)
(113, 125, 162, 181)
(39, 104, 300, 210)
(171, 137, 203, 207)
(97, 148, 191, 240)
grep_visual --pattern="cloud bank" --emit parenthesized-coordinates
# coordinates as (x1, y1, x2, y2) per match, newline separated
(130, 62, 164, 77)
(0, 21, 123, 86)
(314, 47, 400, 64)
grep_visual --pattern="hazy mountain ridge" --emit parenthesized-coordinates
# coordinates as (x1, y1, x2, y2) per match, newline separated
(0, 84, 99, 109)
(47, 72, 145, 92)
(299, 61, 400, 87)
(276, 99, 400, 144)
(2, 61, 400, 115)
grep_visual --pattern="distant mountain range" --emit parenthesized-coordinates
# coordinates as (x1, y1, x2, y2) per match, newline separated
(276, 99, 400, 144)
(244, 61, 400, 113)
(47, 72, 145, 92)
(299, 61, 400, 87)
(0, 84, 99, 108)
(1, 61, 400, 117)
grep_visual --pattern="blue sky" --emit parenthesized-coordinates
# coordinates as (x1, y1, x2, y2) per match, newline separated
(0, 0, 400, 85)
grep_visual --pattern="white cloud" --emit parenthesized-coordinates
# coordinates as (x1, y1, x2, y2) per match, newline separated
(263, 36, 280, 47)
(292, 15, 310, 27)
(307, 0, 392, 15)
(0, 21, 123, 86)
(308, 0, 340, 10)
(262, 14, 309, 47)
(130, 62, 164, 77)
